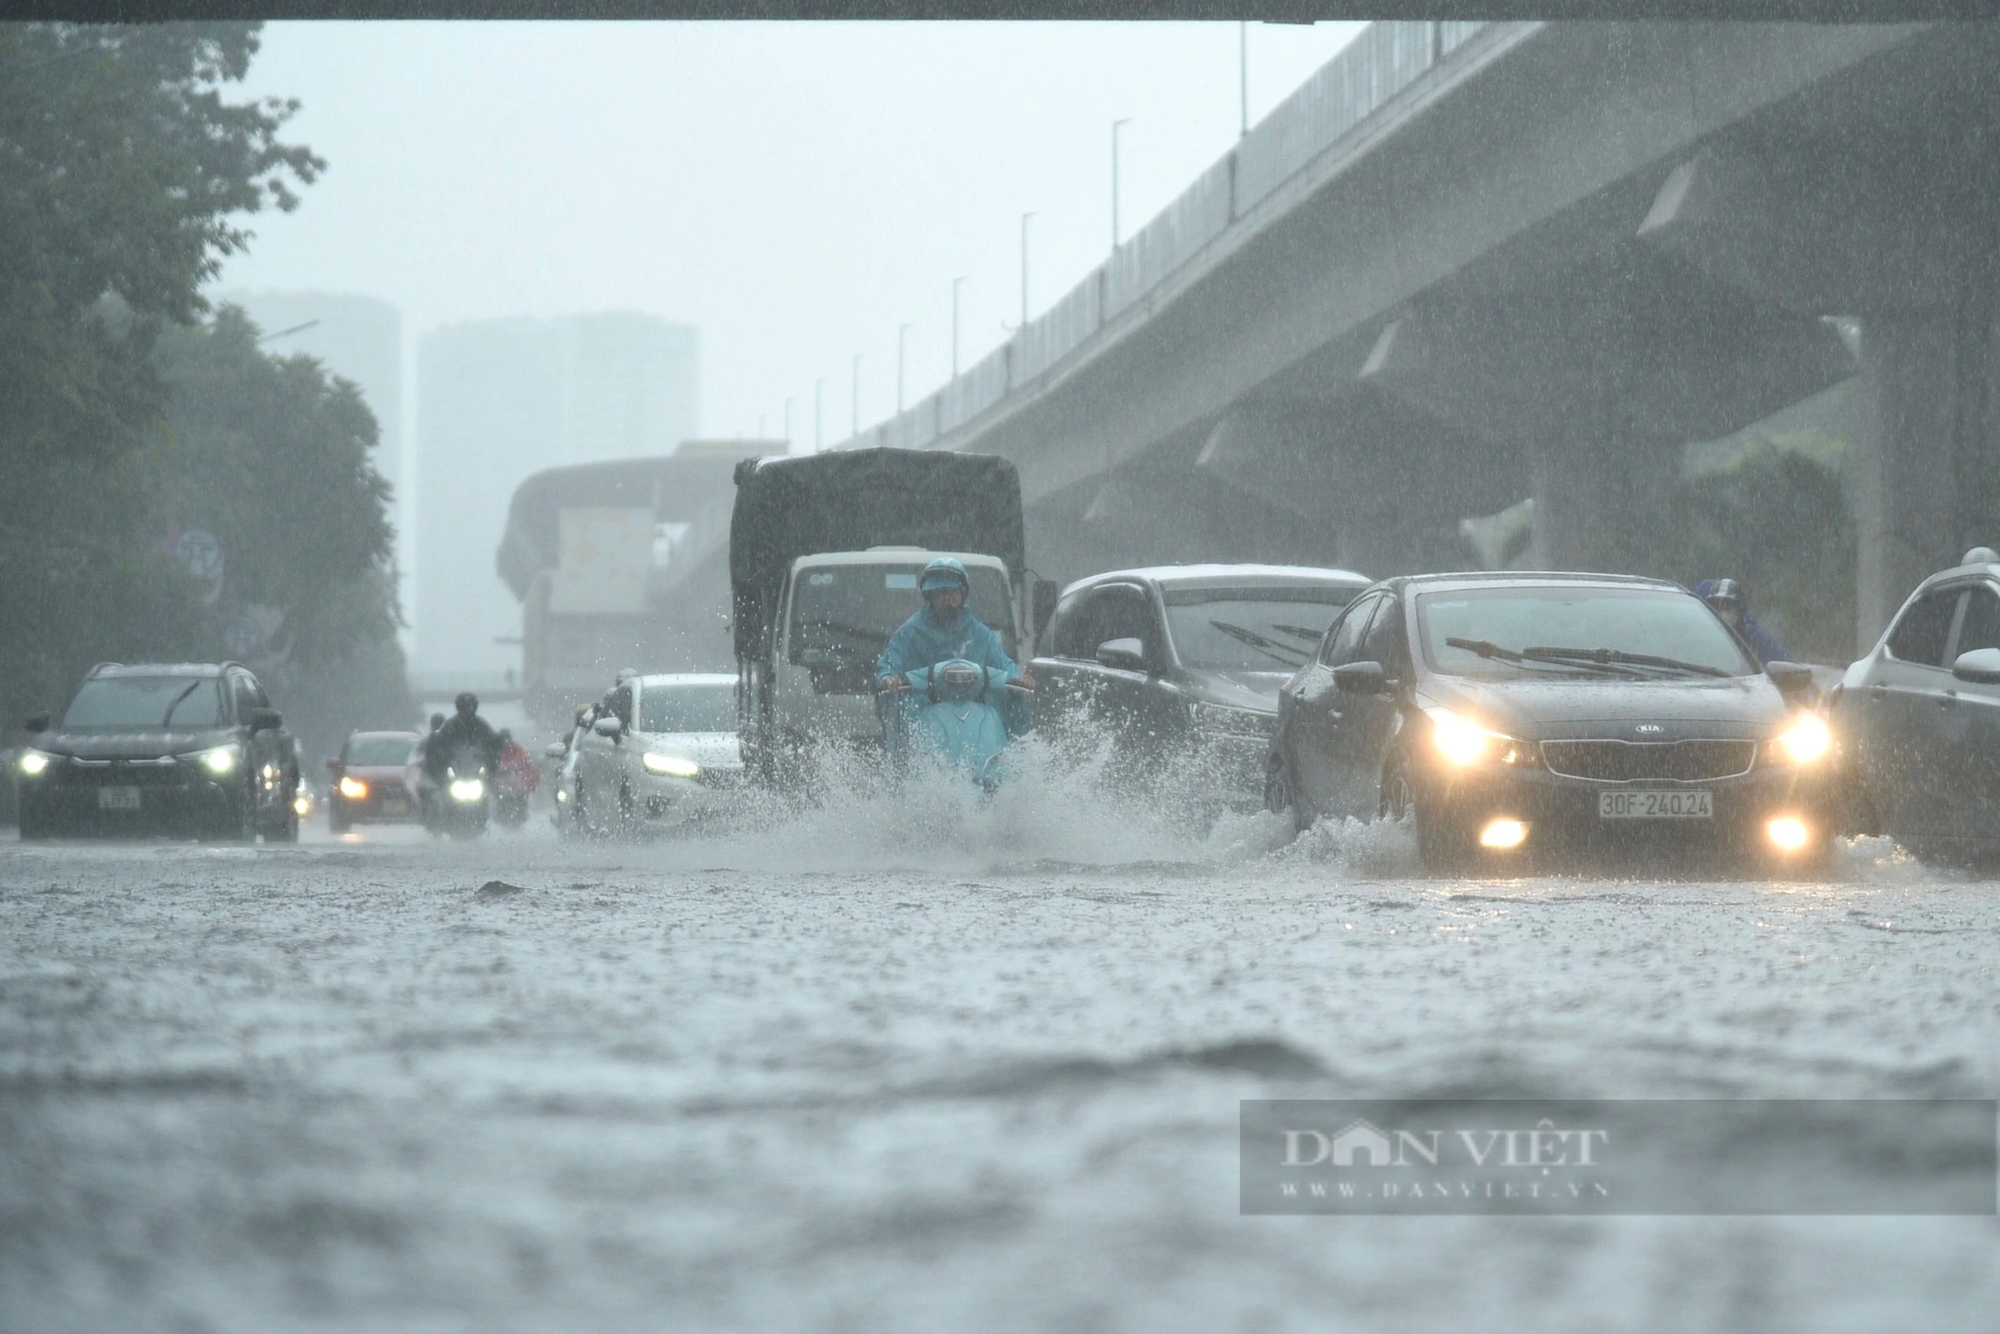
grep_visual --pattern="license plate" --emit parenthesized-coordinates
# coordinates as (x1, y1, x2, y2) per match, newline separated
(97, 786, 142, 811)
(1599, 789, 1712, 819)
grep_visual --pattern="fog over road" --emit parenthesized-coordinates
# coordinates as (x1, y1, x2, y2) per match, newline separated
(3, 780, 1997, 1332)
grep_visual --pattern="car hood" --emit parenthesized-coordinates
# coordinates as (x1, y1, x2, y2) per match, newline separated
(1419, 674, 1786, 740)
(1177, 668, 1291, 714)
(634, 730, 742, 769)
(32, 726, 239, 760)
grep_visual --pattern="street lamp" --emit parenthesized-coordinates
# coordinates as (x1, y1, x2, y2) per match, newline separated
(1020, 212, 1036, 325)
(898, 323, 912, 414)
(1112, 118, 1133, 251)
(951, 276, 968, 378)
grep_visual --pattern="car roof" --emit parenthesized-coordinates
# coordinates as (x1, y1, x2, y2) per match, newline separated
(88, 662, 235, 678)
(791, 549, 1009, 569)
(1389, 570, 1689, 595)
(636, 673, 738, 689)
(1064, 564, 1373, 594)
(1916, 562, 2000, 592)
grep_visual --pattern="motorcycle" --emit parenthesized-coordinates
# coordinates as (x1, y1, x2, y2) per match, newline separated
(886, 659, 1028, 793)
(493, 733, 539, 828)
(421, 747, 492, 838)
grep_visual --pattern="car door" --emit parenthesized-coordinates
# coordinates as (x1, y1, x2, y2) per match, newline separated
(1325, 592, 1411, 816)
(1936, 581, 2000, 844)
(230, 673, 279, 813)
(1076, 584, 1175, 755)
(1287, 593, 1381, 816)
(579, 682, 632, 805)
(1033, 584, 1154, 745)
(1857, 585, 1965, 837)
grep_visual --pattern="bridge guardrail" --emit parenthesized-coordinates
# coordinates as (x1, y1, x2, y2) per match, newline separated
(837, 19, 1494, 453)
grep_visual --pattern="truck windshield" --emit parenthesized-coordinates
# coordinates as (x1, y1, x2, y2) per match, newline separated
(61, 676, 225, 730)
(640, 684, 737, 734)
(789, 563, 1015, 664)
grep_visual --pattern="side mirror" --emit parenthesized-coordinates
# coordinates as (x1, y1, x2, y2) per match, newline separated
(1095, 638, 1148, 673)
(1032, 579, 1061, 641)
(593, 716, 624, 738)
(23, 713, 50, 734)
(1951, 647, 2000, 684)
(249, 707, 283, 731)
(1765, 660, 1813, 694)
(1334, 661, 1391, 694)
(543, 741, 568, 759)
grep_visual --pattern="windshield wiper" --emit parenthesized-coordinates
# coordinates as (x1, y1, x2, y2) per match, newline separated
(159, 679, 204, 728)
(1209, 620, 1308, 667)
(1271, 622, 1331, 643)
(1444, 637, 1635, 677)
(1521, 645, 1731, 679)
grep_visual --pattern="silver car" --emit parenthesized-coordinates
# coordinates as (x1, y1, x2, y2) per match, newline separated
(566, 673, 744, 835)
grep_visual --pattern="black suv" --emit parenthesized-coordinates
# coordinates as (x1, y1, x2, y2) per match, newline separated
(16, 662, 301, 840)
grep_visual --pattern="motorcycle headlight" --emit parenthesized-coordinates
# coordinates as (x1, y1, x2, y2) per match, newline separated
(1190, 701, 1276, 738)
(1423, 706, 1531, 768)
(17, 749, 52, 777)
(644, 752, 701, 778)
(449, 778, 485, 801)
(1772, 713, 1831, 765)
(191, 744, 240, 775)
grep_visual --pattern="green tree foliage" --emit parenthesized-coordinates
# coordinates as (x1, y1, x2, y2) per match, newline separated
(0, 23, 321, 729)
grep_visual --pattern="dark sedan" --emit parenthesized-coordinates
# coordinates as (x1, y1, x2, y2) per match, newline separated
(15, 661, 300, 841)
(1829, 555, 2000, 865)
(1265, 573, 1837, 871)
(1031, 564, 1370, 801)
(325, 730, 422, 831)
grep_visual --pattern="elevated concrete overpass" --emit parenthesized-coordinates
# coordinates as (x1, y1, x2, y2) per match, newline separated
(664, 20, 2000, 654)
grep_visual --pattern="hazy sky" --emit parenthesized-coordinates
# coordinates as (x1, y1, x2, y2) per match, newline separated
(216, 21, 1365, 449)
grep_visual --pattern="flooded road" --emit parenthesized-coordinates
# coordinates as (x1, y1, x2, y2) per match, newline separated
(3, 795, 1996, 1332)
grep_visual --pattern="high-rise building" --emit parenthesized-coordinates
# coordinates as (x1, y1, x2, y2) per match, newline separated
(216, 290, 407, 625)
(413, 312, 699, 677)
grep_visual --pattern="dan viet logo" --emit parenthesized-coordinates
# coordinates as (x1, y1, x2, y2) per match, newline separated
(1286, 1116, 1609, 1170)
(1267, 1115, 1612, 1206)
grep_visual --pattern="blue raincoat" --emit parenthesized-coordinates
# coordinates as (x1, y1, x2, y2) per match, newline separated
(1692, 579, 1792, 666)
(876, 606, 1024, 755)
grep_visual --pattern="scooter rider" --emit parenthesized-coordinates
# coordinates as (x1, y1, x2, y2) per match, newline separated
(425, 691, 503, 783)
(877, 558, 1034, 756)
(1695, 577, 1792, 666)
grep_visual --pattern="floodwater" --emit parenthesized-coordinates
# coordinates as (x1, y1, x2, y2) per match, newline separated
(3, 752, 1997, 1332)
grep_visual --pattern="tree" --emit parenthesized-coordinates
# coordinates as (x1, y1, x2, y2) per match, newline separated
(0, 23, 319, 727)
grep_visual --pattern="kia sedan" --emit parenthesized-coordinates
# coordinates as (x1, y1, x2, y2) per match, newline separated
(1266, 573, 1836, 871)
(1829, 556, 2000, 865)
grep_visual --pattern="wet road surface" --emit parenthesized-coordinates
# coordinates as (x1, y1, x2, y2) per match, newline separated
(3, 790, 1997, 1332)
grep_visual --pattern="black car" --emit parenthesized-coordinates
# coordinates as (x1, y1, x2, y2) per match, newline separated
(15, 661, 301, 841)
(1265, 573, 1837, 871)
(1031, 564, 1371, 801)
(1829, 556, 2000, 865)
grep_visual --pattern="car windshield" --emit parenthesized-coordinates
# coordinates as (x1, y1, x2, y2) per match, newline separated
(1163, 587, 1358, 672)
(346, 736, 415, 766)
(1416, 586, 1759, 679)
(789, 563, 1015, 664)
(640, 683, 737, 734)
(61, 676, 226, 730)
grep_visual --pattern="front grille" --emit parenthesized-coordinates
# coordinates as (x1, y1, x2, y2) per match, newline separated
(64, 759, 189, 789)
(1539, 738, 1756, 783)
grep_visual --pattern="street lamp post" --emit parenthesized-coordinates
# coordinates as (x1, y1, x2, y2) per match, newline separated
(1239, 22, 1249, 138)
(897, 323, 911, 414)
(951, 276, 968, 378)
(815, 378, 824, 450)
(783, 396, 793, 449)
(1112, 118, 1133, 251)
(1020, 212, 1036, 325)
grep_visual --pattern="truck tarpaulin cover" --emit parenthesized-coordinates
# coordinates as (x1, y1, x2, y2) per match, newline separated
(730, 448, 1025, 660)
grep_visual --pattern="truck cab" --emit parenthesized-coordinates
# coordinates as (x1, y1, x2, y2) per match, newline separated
(764, 548, 1022, 758)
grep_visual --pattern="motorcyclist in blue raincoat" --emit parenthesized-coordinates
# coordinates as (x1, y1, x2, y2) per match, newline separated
(877, 557, 1035, 757)
(1695, 578, 1792, 665)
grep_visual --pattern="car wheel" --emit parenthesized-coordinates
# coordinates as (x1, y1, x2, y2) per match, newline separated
(17, 803, 51, 840)
(1382, 759, 1470, 873)
(329, 803, 350, 834)
(618, 782, 636, 832)
(1265, 752, 1313, 834)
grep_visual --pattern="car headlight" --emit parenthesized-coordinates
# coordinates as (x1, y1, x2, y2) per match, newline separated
(1190, 701, 1276, 738)
(292, 791, 313, 816)
(1772, 713, 1831, 765)
(644, 752, 701, 778)
(338, 775, 369, 800)
(191, 744, 240, 775)
(448, 777, 485, 801)
(1423, 706, 1531, 767)
(17, 749, 52, 777)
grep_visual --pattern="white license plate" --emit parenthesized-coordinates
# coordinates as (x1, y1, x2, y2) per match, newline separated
(1599, 789, 1712, 819)
(97, 786, 142, 811)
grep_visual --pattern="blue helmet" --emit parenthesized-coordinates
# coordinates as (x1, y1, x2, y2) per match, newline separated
(919, 556, 970, 596)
